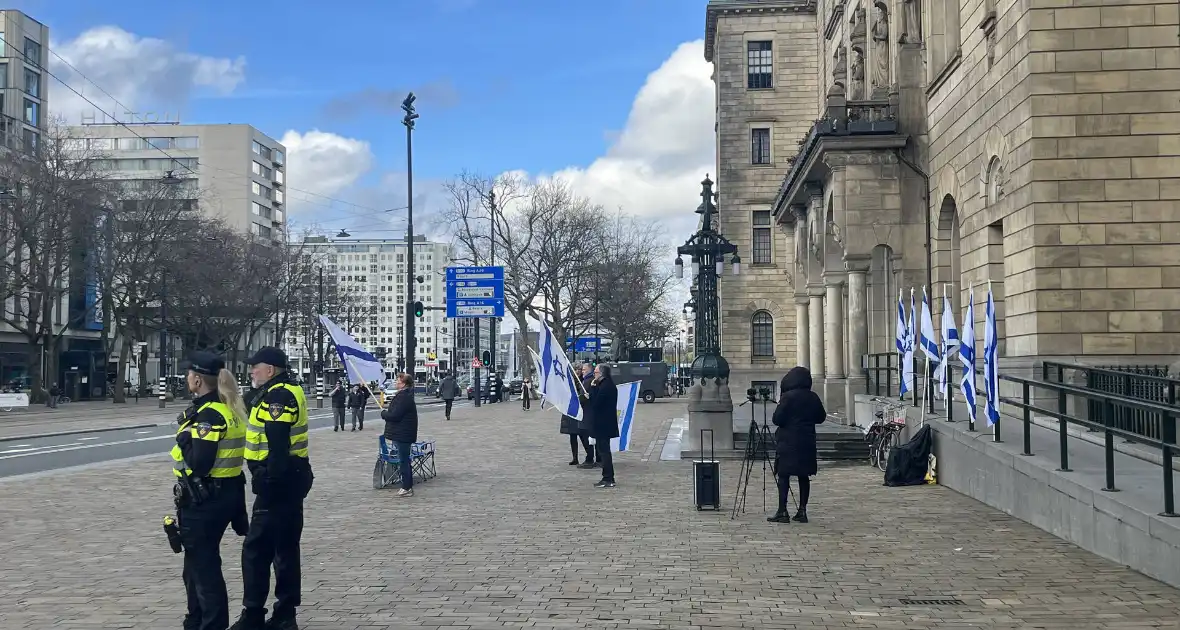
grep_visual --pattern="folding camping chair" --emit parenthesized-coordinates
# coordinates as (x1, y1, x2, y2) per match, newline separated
(372, 435, 437, 489)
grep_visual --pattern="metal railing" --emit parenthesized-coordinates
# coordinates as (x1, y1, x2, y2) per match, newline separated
(863, 352, 935, 412)
(1042, 362, 1178, 442)
(998, 371, 1177, 518)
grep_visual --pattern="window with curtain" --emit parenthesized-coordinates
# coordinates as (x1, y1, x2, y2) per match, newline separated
(751, 311, 774, 357)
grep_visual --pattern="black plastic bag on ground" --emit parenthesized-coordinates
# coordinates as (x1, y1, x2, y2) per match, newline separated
(884, 424, 933, 487)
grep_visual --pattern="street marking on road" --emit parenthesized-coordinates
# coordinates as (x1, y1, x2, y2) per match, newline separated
(0, 447, 40, 454)
(135, 430, 153, 434)
(77, 437, 99, 441)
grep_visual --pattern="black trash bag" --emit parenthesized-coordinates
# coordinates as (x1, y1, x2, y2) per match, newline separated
(883, 424, 933, 487)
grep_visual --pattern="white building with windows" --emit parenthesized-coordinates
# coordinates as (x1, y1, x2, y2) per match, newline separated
(66, 123, 287, 240)
(0, 10, 48, 153)
(286, 236, 453, 379)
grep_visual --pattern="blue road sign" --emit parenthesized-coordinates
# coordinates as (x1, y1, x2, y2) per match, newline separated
(446, 266, 505, 318)
(565, 337, 602, 352)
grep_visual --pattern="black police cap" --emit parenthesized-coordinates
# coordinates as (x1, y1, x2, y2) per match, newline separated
(246, 346, 289, 369)
(181, 351, 225, 377)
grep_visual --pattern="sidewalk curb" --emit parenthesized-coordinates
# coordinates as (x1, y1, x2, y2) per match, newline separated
(0, 423, 166, 443)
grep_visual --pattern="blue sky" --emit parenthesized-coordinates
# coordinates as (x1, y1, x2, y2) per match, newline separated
(14, 0, 711, 228)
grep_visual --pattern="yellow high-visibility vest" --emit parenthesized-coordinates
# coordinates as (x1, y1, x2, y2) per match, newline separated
(170, 400, 245, 478)
(244, 382, 309, 462)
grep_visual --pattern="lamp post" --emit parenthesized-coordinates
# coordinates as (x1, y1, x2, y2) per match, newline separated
(487, 189, 497, 378)
(673, 175, 741, 453)
(316, 266, 324, 408)
(403, 92, 419, 381)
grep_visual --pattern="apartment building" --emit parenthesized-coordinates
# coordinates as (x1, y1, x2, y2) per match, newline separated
(68, 123, 288, 239)
(286, 236, 454, 379)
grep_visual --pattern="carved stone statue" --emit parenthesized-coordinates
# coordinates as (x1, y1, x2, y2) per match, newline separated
(850, 5, 867, 43)
(832, 46, 847, 91)
(849, 47, 865, 100)
(901, 0, 922, 43)
(808, 210, 823, 262)
(870, 2, 890, 92)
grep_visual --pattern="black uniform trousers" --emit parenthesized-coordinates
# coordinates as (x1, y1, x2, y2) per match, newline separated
(241, 483, 305, 619)
(180, 478, 240, 630)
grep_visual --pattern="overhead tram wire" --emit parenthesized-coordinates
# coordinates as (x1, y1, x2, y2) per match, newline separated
(10, 21, 397, 218)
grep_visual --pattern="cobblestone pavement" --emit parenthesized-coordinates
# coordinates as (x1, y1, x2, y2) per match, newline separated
(2, 399, 1179, 629)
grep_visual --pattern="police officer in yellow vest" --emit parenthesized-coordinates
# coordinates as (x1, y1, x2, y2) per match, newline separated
(173, 351, 250, 630)
(231, 347, 313, 630)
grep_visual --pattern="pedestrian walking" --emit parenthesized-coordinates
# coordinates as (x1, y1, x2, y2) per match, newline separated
(521, 377, 533, 410)
(232, 347, 313, 630)
(330, 382, 347, 432)
(585, 364, 619, 488)
(381, 372, 419, 498)
(768, 366, 826, 524)
(576, 363, 601, 468)
(347, 384, 370, 431)
(171, 351, 249, 630)
(48, 383, 60, 408)
(438, 372, 458, 420)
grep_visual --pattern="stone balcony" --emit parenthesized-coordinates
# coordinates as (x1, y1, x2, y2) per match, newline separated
(770, 89, 909, 218)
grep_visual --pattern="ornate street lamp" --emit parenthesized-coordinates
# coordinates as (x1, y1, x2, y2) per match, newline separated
(675, 175, 740, 382)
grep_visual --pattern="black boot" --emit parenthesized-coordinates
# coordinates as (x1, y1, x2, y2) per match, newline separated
(792, 509, 808, 523)
(577, 458, 596, 469)
(767, 510, 790, 523)
(265, 614, 299, 630)
(229, 610, 266, 630)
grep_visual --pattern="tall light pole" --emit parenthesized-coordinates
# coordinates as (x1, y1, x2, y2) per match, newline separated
(158, 271, 167, 408)
(316, 266, 324, 408)
(403, 92, 419, 380)
(487, 189, 497, 376)
(673, 175, 741, 451)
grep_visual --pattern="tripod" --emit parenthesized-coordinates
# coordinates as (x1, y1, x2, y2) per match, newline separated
(731, 387, 780, 519)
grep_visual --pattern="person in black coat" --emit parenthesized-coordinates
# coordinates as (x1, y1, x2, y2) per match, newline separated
(576, 363, 601, 468)
(584, 364, 619, 488)
(769, 366, 826, 523)
(380, 373, 419, 497)
(330, 382, 348, 431)
(347, 384, 370, 431)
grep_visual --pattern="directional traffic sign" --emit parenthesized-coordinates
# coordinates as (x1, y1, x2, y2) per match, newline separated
(446, 266, 505, 318)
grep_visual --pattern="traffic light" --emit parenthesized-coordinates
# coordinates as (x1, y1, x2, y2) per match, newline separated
(482, 350, 491, 365)
(413, 301, 424, 317)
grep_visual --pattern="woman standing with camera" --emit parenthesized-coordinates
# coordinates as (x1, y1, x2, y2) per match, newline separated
(769, 366, 826, 523)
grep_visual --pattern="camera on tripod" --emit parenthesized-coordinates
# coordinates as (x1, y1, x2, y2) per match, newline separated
(745, 387, 758, 403)
(757, 386, 771, 401)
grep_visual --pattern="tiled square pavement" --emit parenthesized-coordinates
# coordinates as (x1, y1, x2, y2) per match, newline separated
(2, 399, 1179, 629)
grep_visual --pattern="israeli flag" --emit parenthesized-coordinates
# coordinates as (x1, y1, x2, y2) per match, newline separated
(983, 283, 1001, 426)
(895, 289, 909, 396)
(901, 288, 916, 396)
(539, 321, 582, 420)
(959, 287, 978, 425)
(937, 286, 959, 398)
(528, 347, 548, 408)
(919, 286, 940, 364)
(611, 381, 640, 452)
(318, 315, 385, 385)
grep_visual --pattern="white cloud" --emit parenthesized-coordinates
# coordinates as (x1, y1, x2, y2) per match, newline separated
(49, 26, 246, 123)
(522, 40, 714, 232)
(281, 130, 374, 213)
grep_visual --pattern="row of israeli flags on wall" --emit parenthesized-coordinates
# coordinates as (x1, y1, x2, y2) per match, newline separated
(529, 319, 638, 452)
(894, 283, 1001, 426)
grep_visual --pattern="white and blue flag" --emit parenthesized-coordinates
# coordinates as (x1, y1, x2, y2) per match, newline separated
(318, 315, 385, 385)
(539, 320, 582, 420)
(895, 288, 909, 397)
(959, 286, 978, 425)
(528, 346, 547, 408)
(919, 286, 940, 364)
(611, 381, 641, 452)
(937, 285, 959, 398)
(983, 283, 1001, 426)
(902, 288, 916, 397)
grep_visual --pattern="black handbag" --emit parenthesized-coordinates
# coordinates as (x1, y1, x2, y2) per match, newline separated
(559, 415, 579, 434)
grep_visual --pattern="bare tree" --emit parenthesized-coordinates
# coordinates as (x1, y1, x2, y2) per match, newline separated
(0, 125, 110, 401)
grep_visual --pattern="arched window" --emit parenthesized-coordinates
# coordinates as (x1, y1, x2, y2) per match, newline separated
(751, 311, 774, 358)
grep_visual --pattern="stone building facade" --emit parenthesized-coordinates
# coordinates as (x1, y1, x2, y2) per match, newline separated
(705, 0, 1180, 417)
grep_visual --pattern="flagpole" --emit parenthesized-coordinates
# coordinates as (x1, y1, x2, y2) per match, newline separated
(920, 286, 930, 427)
(944, 283, 955, 422)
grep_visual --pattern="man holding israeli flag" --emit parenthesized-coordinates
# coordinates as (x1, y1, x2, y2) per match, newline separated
(959, 286, 978, 426)
(937, 286, 959, 400)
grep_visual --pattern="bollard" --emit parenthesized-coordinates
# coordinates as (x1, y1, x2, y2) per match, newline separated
(158, 376, 166, 409)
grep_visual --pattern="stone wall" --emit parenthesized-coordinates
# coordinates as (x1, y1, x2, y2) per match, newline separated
(927, 0, 1180, 361)
(710, 5, 820, 390)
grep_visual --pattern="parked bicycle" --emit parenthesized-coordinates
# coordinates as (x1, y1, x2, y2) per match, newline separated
(864, 397, 908, 471)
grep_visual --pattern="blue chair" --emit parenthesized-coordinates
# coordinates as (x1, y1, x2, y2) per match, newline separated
(373, 435, 437, 489)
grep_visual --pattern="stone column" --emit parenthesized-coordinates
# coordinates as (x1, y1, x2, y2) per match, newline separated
(808, 287, 826, 388)
(845, 260, 870, 420)
(795, 295, 810, 369)
(824, 273, 846, 411)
